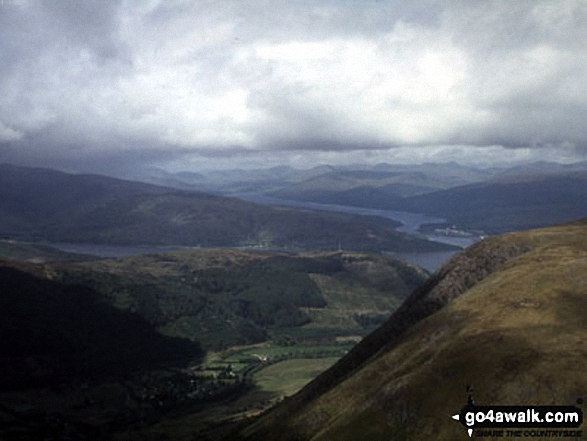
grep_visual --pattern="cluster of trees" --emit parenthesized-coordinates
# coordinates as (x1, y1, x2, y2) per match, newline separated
(0, 266, 203, 390)
(56, 256, 333, 351)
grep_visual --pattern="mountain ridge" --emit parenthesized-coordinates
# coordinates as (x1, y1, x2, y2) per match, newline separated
(0, 163, 453, 252)
(238, 218, 587, 440)
(268, 169, 587, 234)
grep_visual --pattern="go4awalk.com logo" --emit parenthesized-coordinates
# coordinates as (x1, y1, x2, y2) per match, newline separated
(451, 391, 583, 438)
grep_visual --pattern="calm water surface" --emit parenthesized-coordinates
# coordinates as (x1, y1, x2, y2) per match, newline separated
(234, 193, 481, 272)
(50, 194, 482, 272)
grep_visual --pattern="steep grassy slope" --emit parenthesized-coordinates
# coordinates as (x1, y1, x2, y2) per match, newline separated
(47, 250, 427, 351)
(0, 164, 451, 252)
(240, 219, 587, 441)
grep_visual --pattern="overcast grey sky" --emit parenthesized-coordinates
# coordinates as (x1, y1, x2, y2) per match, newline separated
(0, 0, 586, 173)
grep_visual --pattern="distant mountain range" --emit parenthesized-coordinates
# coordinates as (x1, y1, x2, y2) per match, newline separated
(238, 217, 587, 441)
(122, 161, 587, 234)
(122, 164, 339, 194)
(0, 164, 453, 252)
(122, 161, 497, 195)
(265, 163, 587, 234)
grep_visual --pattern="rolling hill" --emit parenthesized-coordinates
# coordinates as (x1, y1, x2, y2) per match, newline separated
(238, 218, 587, 441)
(46, 249, 429, 351)
(0, 246, 429, 440)
(123, 165, 337, 194)
(405, 172, 587, 233)
(270, 168, 587, 235)
(123, 162, 493, 196)
(0, 239, 96, 263)
(0, 263, 203, 391)
(0, 163, 452, 252)
(269, 163, 493, 203)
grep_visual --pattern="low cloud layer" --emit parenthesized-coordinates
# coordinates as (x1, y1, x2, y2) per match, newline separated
(0, 0, 586, 172)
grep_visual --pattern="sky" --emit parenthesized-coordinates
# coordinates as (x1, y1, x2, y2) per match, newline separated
(0, 0, 586, 173)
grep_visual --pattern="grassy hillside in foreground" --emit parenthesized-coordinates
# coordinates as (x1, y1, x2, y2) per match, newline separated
(47, 249, 428, 351)
(0, 163, 453, 252)
(239, 218, 587, 441)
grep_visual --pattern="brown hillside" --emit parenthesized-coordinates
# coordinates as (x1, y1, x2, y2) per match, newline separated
(239, 219, 587, 441)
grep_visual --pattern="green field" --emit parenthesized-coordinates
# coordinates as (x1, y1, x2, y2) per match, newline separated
(253, 358, 340, 397)
(223, 343, 352, 362)
(109, 349, 344, 441)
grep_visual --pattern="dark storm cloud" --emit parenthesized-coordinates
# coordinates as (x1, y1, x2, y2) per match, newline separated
(0, 0, 586, 171)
